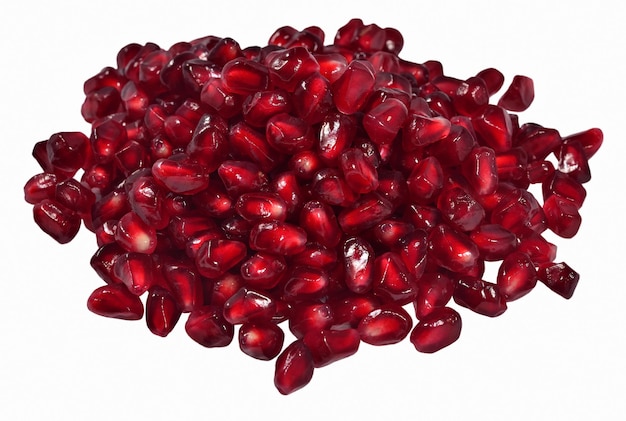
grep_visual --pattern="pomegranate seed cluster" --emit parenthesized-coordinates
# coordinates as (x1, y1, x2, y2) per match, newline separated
(24, 19, 602, 394)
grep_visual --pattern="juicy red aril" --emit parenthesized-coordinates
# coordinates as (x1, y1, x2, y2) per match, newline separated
(26, 20, 602, 395)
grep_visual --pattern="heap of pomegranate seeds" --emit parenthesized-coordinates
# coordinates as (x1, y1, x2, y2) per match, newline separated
(24, 19, 603, 394)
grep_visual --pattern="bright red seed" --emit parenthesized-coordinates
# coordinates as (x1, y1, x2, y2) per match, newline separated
(146, 286, 181, 337)
(274, 340, 314, 395)
(357, 304, 413, 346)
(32, 199, 81, 244)
(498, 75, 535, 112)
(303, 328, 360, 367)
(87, 284, 144, 320)
(239, 322, 285, 361)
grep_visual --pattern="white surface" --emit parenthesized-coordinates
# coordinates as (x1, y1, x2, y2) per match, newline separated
(1, 1, 624, 419)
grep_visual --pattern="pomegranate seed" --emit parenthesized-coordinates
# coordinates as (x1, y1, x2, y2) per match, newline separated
(293, 72, 333, 124)
(146, 286, 181, 337)
(338, 193, 394, 234)
(537, 262, 579, 299)
(342, 236, 375, 294)
(274, 340, 314, 395)
(195, 239, 247, 279)
(235, 192, 288, 222)
(242, 89, 292, 128)
(249, 220, 307, 256)
(283, 266, 330, 302)
(373, 252, 418, 304)
(162, 260, 203, 312)
(557, 140, 591, 184)
(311, 168, 358, 206)
(223, 287, 277, 324)
(152, 154, 209, 195)
(239, 322, 285, 360)
(222, 58, 269, 95)
(454, 278, 507, 317)
(210, 273, 245, 307)
(436, 186, 485, 232)
(46, 132, 88, 174)
(473, 105, 513, 153)
(339, 148, 379, 194)
(186, 114, 229, 172)
(429, 125, 477, 167)
(317, 112, 356, 165)
(462, 146, 498, 195)
(266, 113, 315, 154)
(24, 173, 58, 204)
(403, 113, 451, 149)
(476, 68, 505, 96)
(410, 307, 462, 353)
(332, 60, 376, 115)
(115, 211, 157, 254)
(292, 243, 337, 268)
(266, 46, 320, 92)
(469, 224, 517, 261)
(406, 156, 444, 203)
(299, 201, 341, 248)
(240, 252, 287, 290)
(543, 195, 582, 238)
(363, 98, 408, 145)
(543, 171, 587, 209)
(497, 251, 538, 301)
(515, 123, 562, 161)
(563, 128, 603, 159)
(217, 160, 268, 197)
(358, 304, 412, 345)
(185, 305, 234, 347)
(200, 77, 243, 119)
(33, 199, 81, 244)
(429, 225, 480, 275)
(87, 284, 144, 320)
(372, 219, 415, 249)
(127, 176, 169, 229)
(303, 328, 360, 367)
(414, 273, 454, 319)
(498, 75, 535, 112)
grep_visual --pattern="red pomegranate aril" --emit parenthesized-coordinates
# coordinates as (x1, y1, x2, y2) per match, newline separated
(191, 182, 234, 219)
(81, 87, 122, 123)
(563, 128, 603, 159)
(557, 140, 591, 184)
(222, 58, 269, 95)
(162, 260, 203, 312)
(498, 75, 534, 112)
(469, 224, 517, 261)
(515, 124, 562, 161)
(87, 284, 144, 320)
(461, 146, 498, 195)
(339, 148, 379, 194)
(249, 220, 307, 256)
(115, 211, 157, 254)
(240, 252, 287, 289)
(46, 132, 88, 174)
(303, 328, 360, 368)
(223, 287, 277, 324)
(338, 193, 394, 235)
(406, 156, 444, 203)
(24, 173, 58, 204)
(402, 113, 451, 149)
(299, 201, 341, 248)
(497, 251, 538, 301)
(152, 154, 209, 195)
(195, 239, 247, 279)
(358, 304, 412, 345)
(266, 46, 320, 92)
(371, 219, 414, 249)
(163, 115, 194, 146)
(200, 77, 243, 119)
(292, 243, 337, 268)
(168, 214, 216, 249)
(454, 278, 507, 317)
(475, 67, 504, 96)
(90, 243, 125, 284)
(270, 171, 303, 215)
(113, 252, 154, 296)
(410, 306, 462, 353)
(436, 186, 485, 232)
(376, 170, 408, 209)
(185, 229, 223, 258)
(429, 225, 480, 275)
(218, 160, 268, 197)
(127, 176, 169, 229)
(206, 37, 243, 66)
(95, 220, 118, 246)
(274, 340, 314, 395)
(363, 98, 408, 145)
(288, 150, 323, 181)
(543, 171, 587, 209)
(452, 76, 489, 116)
(90, 119, 127, 163)
(495, 147, 528, 181)
(317, 112, 356, 165)
(517, 232, 557, 265)
(186, 113, 229, 172)
(266, 113, 315, 154)
(239, 322, 285, 361)
(428, 125, 477, 167)
(283, 266, 330, 301)
(413, 273, 454, 319)
(543, 195, 582, 238)
(235, 192, 287, 223)
(332, 60, 376, 115)
(340, 236, 373, 294)
(397, 229, 428, 280)
(146, 286, 181, 337)
(527, 160, 556, 184)
(186, 305, 234, 347)
(404, 204, 442, 233)
(473, 105, 513, 153)
(289, 302, 334, 339)
(84, 66, 124, 94)
(373, 252, 418, 305)
(311, 168, 357, 206)
(242, 89, 292, 128)
(182, 58, 221, 93)
(293, 72, 333, 124)
(330, 294, 381, 329)
(33, 199, 81, 244)
(537, 262, 579, 299)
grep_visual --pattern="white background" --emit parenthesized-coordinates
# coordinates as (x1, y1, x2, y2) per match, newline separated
(1, 1, 624, 419)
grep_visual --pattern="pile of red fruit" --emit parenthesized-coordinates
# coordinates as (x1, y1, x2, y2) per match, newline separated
(24, 19, 602, 394)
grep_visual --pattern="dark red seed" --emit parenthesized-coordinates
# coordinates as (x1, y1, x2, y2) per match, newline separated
(472, 105, 513, 153)
(236, 192, 288, 222)
(543, 195, 582, 238)
(113, 252, 154, 296)
(274, 340, 314, 395)
(87, 284, 144, 320)
(186, 113, 229, 172)
(222, 58, 269, 95)
(162, 260, 203, 312)
(428, 225, 480, 275)
(317, 112, 356, 165)
(372, 219, 415, 249)
(24, 173, 58, 204)
(363, 98, 408, 145)
(152, 154, 209, 195)
(497, 251, 538, 301)
(436, 186, 485, 232)
(223, 287, 277, 324)
(218, 160, 268, 197)
(402, 113, 451, 149)
(332, 60, 376, 115)
(266, 113, 315, 154)
(469, 224, 517, 261)
(498, 75, 535, 112)
(413, 273, 454, 319)
(557, 140, 591, 184)
(240, 252, 287, 290)
(195, 239, 247, 279)
(32, 199, 81, 244)
(115, 211, 157, 254)
(454, 278, 507, 317)
(291, 243, 338, 268)
(476, 68, 505, 96)
(146, 286, 181, 337)
(462, 146, 498, 195)
(239, 322, 285, 360)
(185, 305, 234, 347)
(242, 90, 292, 128)
(338, 193, 394, 234)
(266, 46, 320, 92)
(537, 262, 579, 299)
(283, 266, 330, 301)
(311, 168, 357, 207)
(357, 304, 412, 345)
(410, 306, 462, 353)
(373, 252, 418, 305)
(46, 132, 88, 174)
(428, 125, 477, 167)
(303, 328, 360, 368)
(288, 302, 334, 339)
(200, 77, 243, 119)
(542, 171, 587, 209)
(339, 148, 379, 194)
(249, 220, 307, 256)
(299, 201, 341, 248)
(406, 156, 444, 203)
(562, 128, 603, 159)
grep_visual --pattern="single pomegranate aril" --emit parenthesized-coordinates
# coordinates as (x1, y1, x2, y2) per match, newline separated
(373, 252, 418, 305)
(266, 46, 320, 92)
(454, 278, 507, 317)
(473, 105, 513, 153)
(249, 220, 307, 256)
(462, 146, 498, 195)
(274, 340, 314, 395)
(402, 113, 451, 149)
(195, 239, 247, 279)
(317, 112, 356, 165)
(186, 305, 234, 347)
(239, 322, 285, 360)
(162, 260, 203, 312)
(235, 192, 288, 222)
(428, 225, 480, 275)
(146, 286, 181, 337)
(113, 252, 154, 296)
(476, 67, 505, 96)
(543, 171, 587, 209)
(497, 251, 538, 301)
(406, 156, 444, 203)
(363, 98, 408, 145)
(414, 273, 454, 319)
(33, 199, 81, 244)
(410, 306, 462, 353)
(557, 140, 592, 184)
(563, 128, 603, 159)
(217, 160, 268, 196)
(152, 154, 209, 195)
(358, 304, 412, 346)
(299, 201, 341, 248)
(339, 148, 379, 194)
(543, 195, 582, 238)
(266, 113, 315, 154)
(469, 224, 517, 261)
(24, 173, 57, 204)
(303, 328, 360, 367)
(87, 284, 144, 320)
(240, 252, 287, 290)
(223, 287, 277, 324)
(115, 212, 157, 254)
(283, 266, 330, 301)
(498, 75, 534, 112)
(222, 58, 269, 95)
(436, 186, 485, 232)
(46, 132, 88, 174)
(338, 193, 394, 234)
(289, 302, 334, 339)
(537, 262, 580, 299)
(331, 60, 376, 115)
